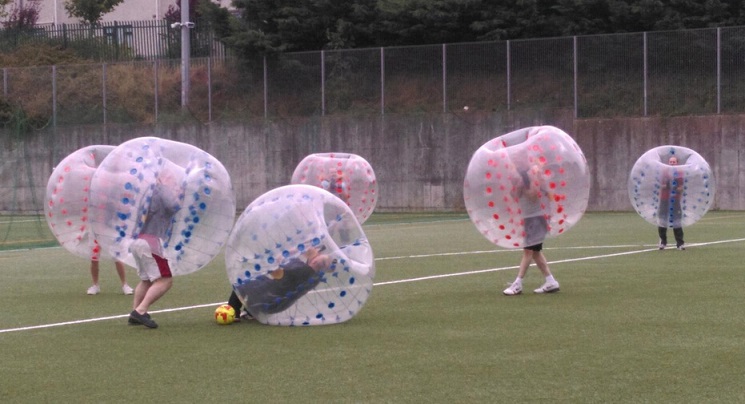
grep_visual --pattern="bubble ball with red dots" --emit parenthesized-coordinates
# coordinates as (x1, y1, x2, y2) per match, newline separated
(45, 145, 115, 260)
(628, 145, 715, 229)
(225, 184, 375, 326)
(291, 152, 377, 224)
(463, 126, 590, 249)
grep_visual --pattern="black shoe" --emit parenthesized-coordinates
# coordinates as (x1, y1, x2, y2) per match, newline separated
(129, 310, 158, 328)
(127, 312, 151, 325)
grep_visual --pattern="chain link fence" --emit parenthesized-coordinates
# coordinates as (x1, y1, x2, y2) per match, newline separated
(2, 26, 745, 128)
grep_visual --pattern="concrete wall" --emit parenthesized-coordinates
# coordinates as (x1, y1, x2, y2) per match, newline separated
(2, 111, 743, 213)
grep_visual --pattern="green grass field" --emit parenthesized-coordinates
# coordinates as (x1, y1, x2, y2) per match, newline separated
(1, 211, 745, 403)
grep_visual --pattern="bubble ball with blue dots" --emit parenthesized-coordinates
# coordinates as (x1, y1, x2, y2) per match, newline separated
(89, 136, 236, 275)
(225, 184, 375, 326)
(628, 145, 715, 228)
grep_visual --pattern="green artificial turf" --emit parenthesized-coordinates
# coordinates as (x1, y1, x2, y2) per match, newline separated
(1, 211, 744, 403)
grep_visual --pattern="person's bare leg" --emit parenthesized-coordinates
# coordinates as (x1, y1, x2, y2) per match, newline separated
(134, 277, 173, 314)
(132, 280, 152, 313)
(115, 261, 128, 285)
(90, 261, 100, 286)
(517, 249, 534, 279)
(533, 251, 552, 277)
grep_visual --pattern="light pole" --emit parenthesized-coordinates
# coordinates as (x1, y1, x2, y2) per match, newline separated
(171, 0, 194, 109)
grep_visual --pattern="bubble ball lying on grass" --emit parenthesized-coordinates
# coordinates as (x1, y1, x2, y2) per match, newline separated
(225, 184, 375, 326)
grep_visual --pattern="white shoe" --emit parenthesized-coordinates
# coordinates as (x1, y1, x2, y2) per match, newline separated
(122, 284, 134, 295)
(87, 285, 100, 295)
(677, 244, 686, 250)
(503, 282, 522, 296)
(534, 280, 560, 294)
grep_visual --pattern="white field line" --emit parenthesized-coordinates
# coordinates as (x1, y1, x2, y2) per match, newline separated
(2, 237, 744, 334)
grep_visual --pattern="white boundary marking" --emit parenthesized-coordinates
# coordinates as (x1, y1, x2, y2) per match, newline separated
(2, 237, 744, 334)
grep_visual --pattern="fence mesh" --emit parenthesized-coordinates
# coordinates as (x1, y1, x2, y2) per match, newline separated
(3, 26, 745, 124)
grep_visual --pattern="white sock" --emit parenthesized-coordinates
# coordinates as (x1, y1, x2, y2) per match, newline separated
(546, 275, 556, 283)
(513, 278, 522, 286)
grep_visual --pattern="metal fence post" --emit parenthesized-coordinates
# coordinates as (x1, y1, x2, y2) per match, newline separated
(573, 36, 578, 119)
(102, 63, 107, 125)
(208, 57, 212, 122)
(506, 40, 511, 111)
(263, 55, 268, 119)
(3, 68, 7, 99)
(321, 50, 326, 116)
(380, 47, 385, 116)
(52, 65, 57, 129)
(442, 43, 447, 113)
(717, 27, 721, 114)
(643, 32, 648, 117)
(154, 60, 159, 122)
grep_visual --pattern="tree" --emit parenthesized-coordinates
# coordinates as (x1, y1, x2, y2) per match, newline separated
(64, 0, 124, 25)
(0, 0, 12, 19)
(202, 0, 378, 58)
(2, 0, 41, 30)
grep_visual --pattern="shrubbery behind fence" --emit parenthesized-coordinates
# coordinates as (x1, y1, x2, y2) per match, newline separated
(1, 24, 745, 127)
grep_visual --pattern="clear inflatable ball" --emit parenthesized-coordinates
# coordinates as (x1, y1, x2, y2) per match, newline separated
(225, 184, 375, 326)
(464, 126, 590, 249)
(45, 145, 115, 260)
(89, 137, 236, 275)
(291, 152, 377, 224)
(628, 145, 715, 228)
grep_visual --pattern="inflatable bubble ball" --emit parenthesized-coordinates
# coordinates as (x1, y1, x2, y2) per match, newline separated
(225, 184, 375, 326)
(464, 126, 590, 249)
(45, 145, 115, 260)
(628, 145, 715, 228)
(89, 137, 236, 275)
(290, 152, 377, 224)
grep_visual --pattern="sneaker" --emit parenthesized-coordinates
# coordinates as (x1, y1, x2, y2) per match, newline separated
(658, 242, 666, 250)
(128, 312, 151, 325)
(534, 280, 560, 294)
(240, 310, 254, 321)
(87, 285, 100, 295)
(503, 282, 522, 296)
(128, 310, 158, 328)
(677, 244, 686, 250)
(122, 284, 134, 295)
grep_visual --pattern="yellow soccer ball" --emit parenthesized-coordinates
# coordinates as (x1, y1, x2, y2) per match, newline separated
(214, 304, 235, 325)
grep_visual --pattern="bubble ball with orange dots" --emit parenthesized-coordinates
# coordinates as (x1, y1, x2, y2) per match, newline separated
(463, 126, 590, 249)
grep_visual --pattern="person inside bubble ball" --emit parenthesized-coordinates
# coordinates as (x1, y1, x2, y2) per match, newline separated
(503, 160, 560, 296)
(657, 155, 685, 250)
(227, 246, 335, 320)
(127, 164, 183, 329)
(321, 176, 348, 204)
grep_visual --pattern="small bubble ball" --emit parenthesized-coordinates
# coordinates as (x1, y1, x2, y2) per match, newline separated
(89, 137, 236, 275)
(225, 184, 375, 326)
(45, 145, 115, 260)
(290, 152, 377, 224)
(628, 145, 715, 228)
(464, 126, 590, 249)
